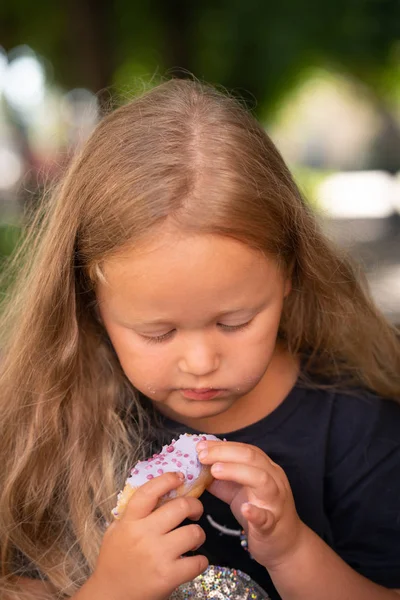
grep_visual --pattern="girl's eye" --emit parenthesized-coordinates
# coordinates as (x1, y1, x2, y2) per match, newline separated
(218, 320, 252, 332)
(140, 320, 252, 344)
(141, 330, 175, 344)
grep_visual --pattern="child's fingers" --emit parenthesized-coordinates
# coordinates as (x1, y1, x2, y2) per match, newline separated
(207, 478, 240, 504)
(166, 523, 206, 557)
(122, 472, 184, 521)
(149, 496, 204, 534)
(241, 502, 276, 533)
(171, 554, 209, 586)
(197, 441, 272, 470)
(210, 462, 281, 498)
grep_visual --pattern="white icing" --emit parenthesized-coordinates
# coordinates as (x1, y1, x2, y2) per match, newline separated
(126, 433, 219, 488)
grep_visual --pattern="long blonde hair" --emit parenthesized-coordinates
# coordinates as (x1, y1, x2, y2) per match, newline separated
(0, 78, 399, 598)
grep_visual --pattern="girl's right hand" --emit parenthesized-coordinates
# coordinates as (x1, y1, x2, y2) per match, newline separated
(85, 472, 208, 600)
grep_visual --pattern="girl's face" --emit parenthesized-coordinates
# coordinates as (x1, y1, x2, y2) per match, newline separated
(97, 229, 292, 430)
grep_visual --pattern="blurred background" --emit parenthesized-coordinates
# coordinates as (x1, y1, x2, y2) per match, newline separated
(0, 0, 399, 321)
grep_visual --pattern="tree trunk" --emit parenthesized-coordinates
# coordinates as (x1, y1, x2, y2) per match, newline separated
(63, 0, 115, 111)
(153, 0, 197, 77)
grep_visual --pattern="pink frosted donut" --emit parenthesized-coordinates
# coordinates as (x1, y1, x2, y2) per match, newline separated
(112, 433, 220, 519)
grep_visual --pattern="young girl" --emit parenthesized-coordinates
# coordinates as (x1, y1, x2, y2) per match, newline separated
(0, 78, 399, 600)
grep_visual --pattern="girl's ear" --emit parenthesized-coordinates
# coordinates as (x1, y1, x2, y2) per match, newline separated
(93, 302, 104, 325)
(284, 276, 292, 298)
(283, 258, 295, 298)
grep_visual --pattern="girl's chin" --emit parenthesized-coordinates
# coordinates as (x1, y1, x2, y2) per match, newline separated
(159, 395, 236, 421)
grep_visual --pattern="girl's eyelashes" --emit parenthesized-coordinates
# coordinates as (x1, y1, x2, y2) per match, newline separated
(140, 320, 252, 345)
(218, 320, 252, 332)
(142, 330, 175, 344)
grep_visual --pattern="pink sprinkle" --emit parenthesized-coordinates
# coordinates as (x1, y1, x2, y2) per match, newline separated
(167, 445, 174, 453)
(146, 474, 154, 480)
(162, 462, 168, 465)
(131, 468, 139, 475)
(190, 460, 195, 465)
(155, 461, 161, 465)
(157, 469, 164, 475)
(187, 474, 194, 480)
(193, 437, 200, 441)
(153, 453, 159, 458)
(172, 458, 177, 463)
(184, 453, 189, 457)
(176, 461, 182, 467)
(201, 436, 207, 440)
(145, 465, 152, 470)
(176, 451, 183, 457)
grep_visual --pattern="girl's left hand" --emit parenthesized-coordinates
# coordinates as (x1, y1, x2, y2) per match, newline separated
(196, 440, 307, 570)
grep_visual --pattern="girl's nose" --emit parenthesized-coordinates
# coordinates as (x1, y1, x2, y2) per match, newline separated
(177, 336, 220, 376)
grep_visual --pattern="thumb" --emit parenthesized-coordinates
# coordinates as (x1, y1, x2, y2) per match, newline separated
(241, 502, 276, 534)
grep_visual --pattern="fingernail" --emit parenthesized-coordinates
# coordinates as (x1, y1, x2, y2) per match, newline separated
(198, 449, 208, 460)
(211, 463, 223, 473)
(177, 472, 185, 481)
(196, 441, 207, 451)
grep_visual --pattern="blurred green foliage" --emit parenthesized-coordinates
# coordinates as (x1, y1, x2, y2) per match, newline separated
(0, 224, 21, 261)
(292, 166, 332, 211)
(1, 0, 400, 117)
(0, 224, 21, 297)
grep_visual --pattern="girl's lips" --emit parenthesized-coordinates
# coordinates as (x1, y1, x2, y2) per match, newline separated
(180, 388, 225, 400)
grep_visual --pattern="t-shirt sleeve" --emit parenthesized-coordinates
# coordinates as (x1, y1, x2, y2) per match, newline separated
(325, 393, 400, 588)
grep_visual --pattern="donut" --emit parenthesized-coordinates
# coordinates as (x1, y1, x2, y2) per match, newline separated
(112, 433, 221, 519)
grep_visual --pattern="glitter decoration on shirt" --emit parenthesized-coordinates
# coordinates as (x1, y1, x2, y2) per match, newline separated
(169, 565, 270, 599)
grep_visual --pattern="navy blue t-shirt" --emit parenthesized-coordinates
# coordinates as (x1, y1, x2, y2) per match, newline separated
(160, 384, 400, 599)
(15, 384, 400, 598)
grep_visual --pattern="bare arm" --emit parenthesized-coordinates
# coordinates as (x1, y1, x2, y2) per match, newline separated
(269, 525, 400, 600)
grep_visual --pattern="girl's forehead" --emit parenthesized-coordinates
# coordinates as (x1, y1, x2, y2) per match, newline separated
(102, 232, 272, 286)
(97, 232, 285, 318)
